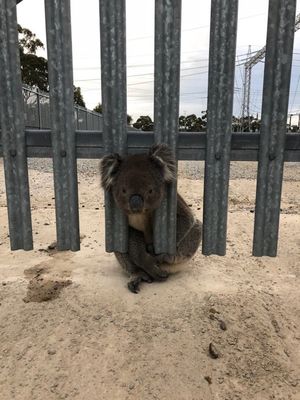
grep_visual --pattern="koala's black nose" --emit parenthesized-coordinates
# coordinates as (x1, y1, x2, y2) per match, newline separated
(129, 194, 144, 212)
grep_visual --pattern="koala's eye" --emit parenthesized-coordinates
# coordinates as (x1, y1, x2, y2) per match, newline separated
(122, 188, 126, 194)
(148, 189, 153, 194)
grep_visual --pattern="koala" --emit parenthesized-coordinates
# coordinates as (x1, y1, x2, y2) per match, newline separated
(100, 144, 202, 293)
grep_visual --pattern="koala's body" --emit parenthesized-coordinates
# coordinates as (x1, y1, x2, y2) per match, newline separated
(101, 144, 202, 293)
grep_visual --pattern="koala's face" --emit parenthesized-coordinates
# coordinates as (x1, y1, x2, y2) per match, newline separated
(100, 144, 176, 215)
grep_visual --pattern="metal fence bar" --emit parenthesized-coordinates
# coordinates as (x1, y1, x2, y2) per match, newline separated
(0, 0, 33, 250)
(1, 131, 299, 160)
(99, 0, 128, 253)
(253, 0, 296, 257)
(45, 0, 80, 251)
(202, 0, 239, 256)
(153, 0, 181, 255)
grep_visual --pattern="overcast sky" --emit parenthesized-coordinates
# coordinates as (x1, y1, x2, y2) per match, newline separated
(17, 0, 300, 122)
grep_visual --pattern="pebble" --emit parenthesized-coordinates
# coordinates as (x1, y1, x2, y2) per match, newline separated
(204, 376, 212, 384)
(219, 320, 227, 331)
(128, 383, 135, 390)
(209, 343, 220, 359)
(47, 349, 56, 355)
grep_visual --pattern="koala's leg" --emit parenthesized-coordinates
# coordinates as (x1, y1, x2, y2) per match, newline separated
(154, 219, 202, 265)
(114, 252, 153, 293)
(176, 219, 202, 261)
(127, 228, 169, 282)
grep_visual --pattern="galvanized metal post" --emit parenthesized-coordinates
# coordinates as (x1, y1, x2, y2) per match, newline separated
(99, 0, 128, 253)
(37, 89, 42, 129)
(153, 0, 181, 255)
(0, 0, 33, 250)
(253, 0, 296, 257)
(45, 0, 80, 251)
(202, 0, 239, 255)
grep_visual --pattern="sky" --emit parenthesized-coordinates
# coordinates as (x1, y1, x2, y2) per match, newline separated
(17, 0, 300, 123)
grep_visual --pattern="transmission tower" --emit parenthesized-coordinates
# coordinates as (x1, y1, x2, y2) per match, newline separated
(241, 45, 252, 131)
(241, 13, 300, 129)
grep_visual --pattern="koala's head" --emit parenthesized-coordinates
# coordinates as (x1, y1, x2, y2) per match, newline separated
(100, 144, 176, 214)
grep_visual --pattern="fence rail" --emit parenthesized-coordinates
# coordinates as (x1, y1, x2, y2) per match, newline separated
(0, 0, 299, 258)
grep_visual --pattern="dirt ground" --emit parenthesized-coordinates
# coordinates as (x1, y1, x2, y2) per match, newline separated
(0, 159, 300, 400)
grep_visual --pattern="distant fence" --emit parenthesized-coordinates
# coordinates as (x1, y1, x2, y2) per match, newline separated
(21, 84, 103, 130)
(0, 0, 300, 258)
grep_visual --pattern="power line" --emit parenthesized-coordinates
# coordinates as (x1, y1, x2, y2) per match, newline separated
(73, 51, 260, 71)
(127, 13, 266, 41)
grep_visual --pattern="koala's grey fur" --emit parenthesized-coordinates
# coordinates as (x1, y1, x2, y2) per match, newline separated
(100, 144, 202, 293)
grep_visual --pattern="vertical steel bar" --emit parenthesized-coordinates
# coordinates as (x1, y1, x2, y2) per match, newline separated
(153, 0, 181, 255)
(202, 0, 238, 255)
(99, 0, 127, 252)
(0, 0, 33, 250)
(37, 90, 42, 129)
(45, 0, 80, 251)
(253, 0, 296, 256)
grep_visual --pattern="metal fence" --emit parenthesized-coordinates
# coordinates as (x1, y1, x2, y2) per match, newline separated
(0, 0, 300, 257)
(21, 84, 103, 130)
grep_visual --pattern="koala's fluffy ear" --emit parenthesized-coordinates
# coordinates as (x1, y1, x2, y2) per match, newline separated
(100, 153, 122, 190)
(149, 143, 176, 182)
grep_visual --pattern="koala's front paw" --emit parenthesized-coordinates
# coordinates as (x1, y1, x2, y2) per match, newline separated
(127, 279, 141, 294)
(153, 266, 169, 281)
(127, 271, 153, 294)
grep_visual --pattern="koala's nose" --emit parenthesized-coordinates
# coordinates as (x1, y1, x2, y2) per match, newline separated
(129, 194, 144, 212)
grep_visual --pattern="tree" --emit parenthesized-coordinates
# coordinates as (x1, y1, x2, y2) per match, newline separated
(93, 103, 103, 114)
(178, 114, 205, 132)
(74, 86, 86, 108)
(133, 115, 154, 131)
(18, 24, 48, 91)
(18, 24, 86, 105)
(127, 115, 133, 125)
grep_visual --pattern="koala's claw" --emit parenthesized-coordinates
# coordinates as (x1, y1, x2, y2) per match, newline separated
(127, 272, 153, 293)
(127, 279, 140, 294)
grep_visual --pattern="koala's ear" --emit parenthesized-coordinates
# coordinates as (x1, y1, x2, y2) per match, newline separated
(149, 143, 176, 182)
(100, 153, 122, 190)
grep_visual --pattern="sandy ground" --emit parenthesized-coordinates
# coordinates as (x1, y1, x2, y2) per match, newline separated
(0, 159, 300, 400)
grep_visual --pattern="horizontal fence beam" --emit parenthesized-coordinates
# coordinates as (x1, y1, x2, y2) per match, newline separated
(1, 131, 299, 161)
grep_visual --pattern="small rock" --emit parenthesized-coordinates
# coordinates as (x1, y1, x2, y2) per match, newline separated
(44, 222, 50, 226)
(93, 315, 102, 321)
(48, 242, 56, 250)
(2, 282, 7, 286)
(209, 343, 219, 359)
(47, 349, 56, 355)
(128, 383, 135, 390)
(204, 376, 212, 384)
(219, 320, 227, 331)
(209, 307, 219, 314)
